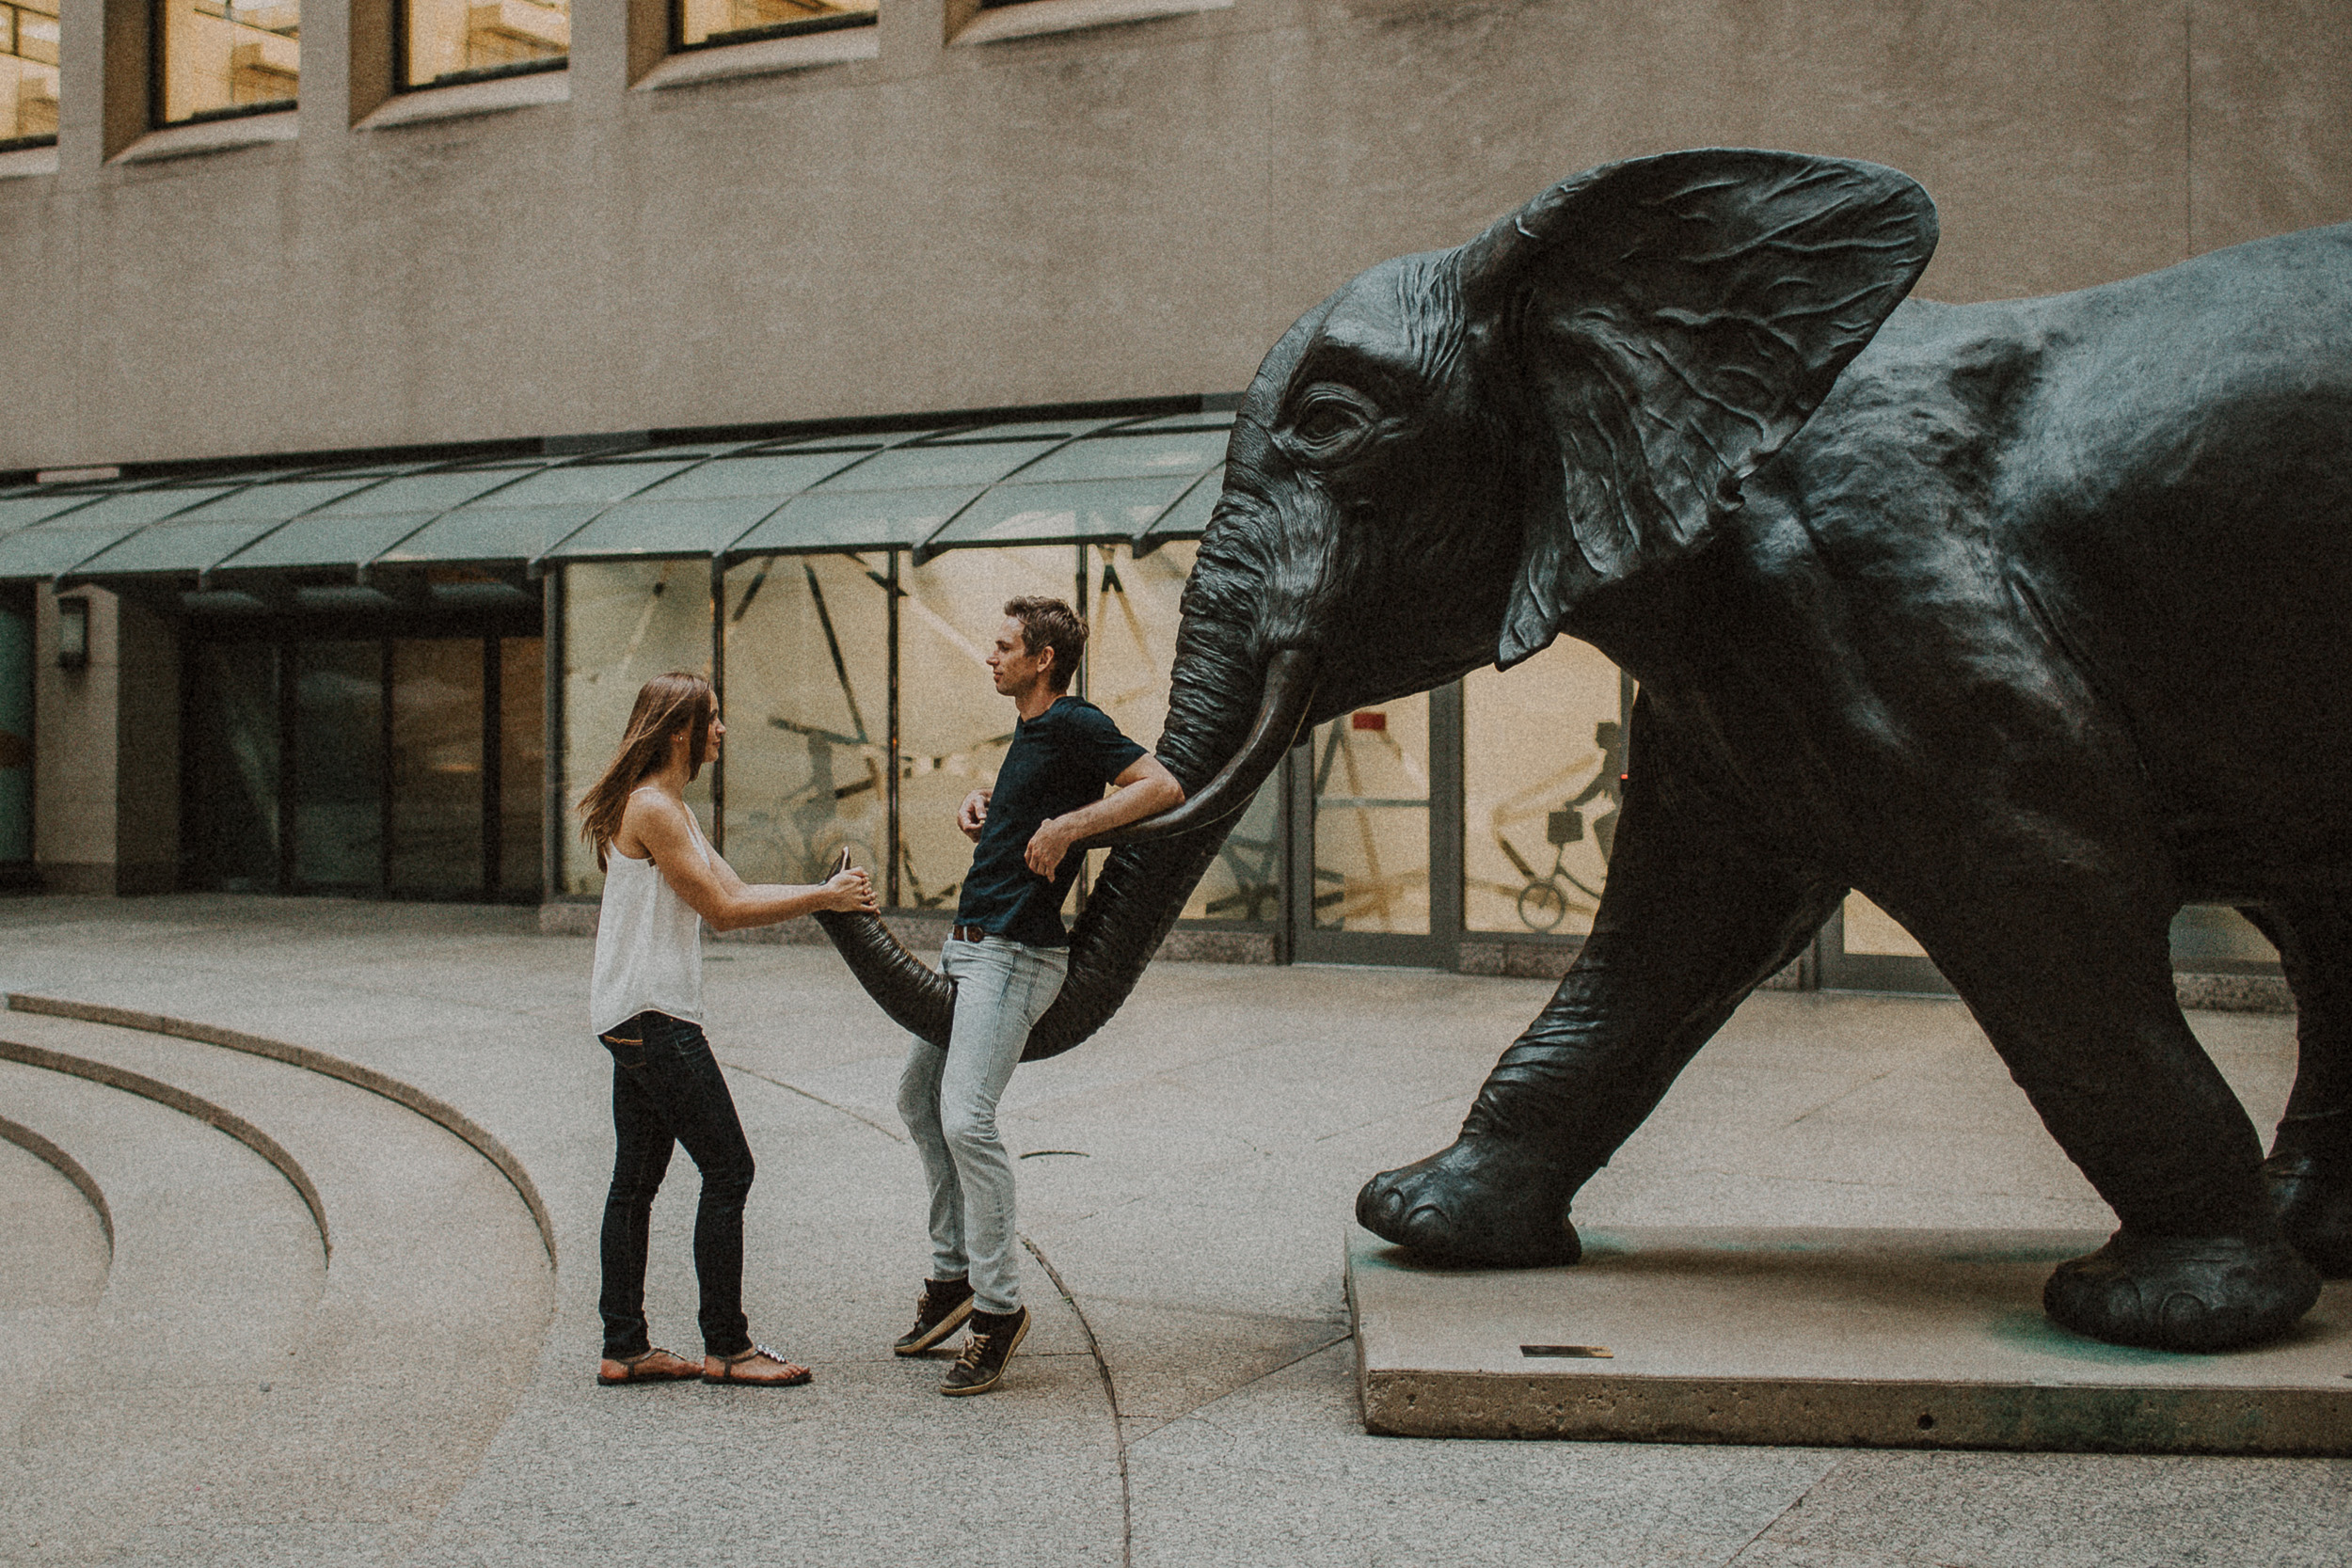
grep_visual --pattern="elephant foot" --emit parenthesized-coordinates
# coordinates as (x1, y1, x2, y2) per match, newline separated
(2042, 1229, 2321, 1353)
(1356, 1136, 1581, 1267)
(2264, 1145, 2352, 1278)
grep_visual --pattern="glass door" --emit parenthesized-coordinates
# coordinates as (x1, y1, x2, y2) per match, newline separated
(292, 641, 384, 892)
(1288, 684, 1462, 967)
(183, 627, 543, 901)
(389, 638, 486, 895)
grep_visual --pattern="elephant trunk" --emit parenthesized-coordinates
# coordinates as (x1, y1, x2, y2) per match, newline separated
(816, 646, 1315, 1062)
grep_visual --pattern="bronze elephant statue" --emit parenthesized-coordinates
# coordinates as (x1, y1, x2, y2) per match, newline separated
(827, 149, 2351, 1354)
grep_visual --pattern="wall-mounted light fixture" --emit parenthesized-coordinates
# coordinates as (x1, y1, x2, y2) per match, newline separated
(56, 596, 88, 671)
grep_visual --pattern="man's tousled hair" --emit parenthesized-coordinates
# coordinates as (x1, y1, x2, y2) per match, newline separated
(1005, 596, 1087, 692)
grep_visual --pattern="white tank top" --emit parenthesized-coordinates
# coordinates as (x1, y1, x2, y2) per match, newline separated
(589, 808, 713, 1036)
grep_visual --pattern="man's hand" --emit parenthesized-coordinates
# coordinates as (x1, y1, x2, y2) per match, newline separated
(1021, 756, 1184, 879)
(821, 865, 877, 912)
(1025, 816, 1079, 879)
(958, 788, 992, 842)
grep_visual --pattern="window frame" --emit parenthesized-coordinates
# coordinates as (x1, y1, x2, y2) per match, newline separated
(670, 0, 875, 56)
(393, 0, 572, 97)
(149, 0, 303, 132)
(1, 0, 62, 151)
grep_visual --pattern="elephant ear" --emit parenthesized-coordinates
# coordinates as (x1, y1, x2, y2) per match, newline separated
(1462, 150, 1938, 666)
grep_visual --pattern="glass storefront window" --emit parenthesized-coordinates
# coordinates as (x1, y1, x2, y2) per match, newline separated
(562, 560, 713, 896)
(675, 0, 874, 51)
(1844, 895, 2284, 969)
(293, 641, 384, 890)
(1462, 639, 1629, 938)
(1310, 694, 1432, 935)
(187, 627, 540, 899)
(899, 546, 1073, 913)
(389, 639, 485, 894)
(404, 0, 567, 90)
(1084, 541, 1279, 924)
(2, 0, 59, 147)
(183, 641, 281, 891)
(0, 594, 32, 864)
(719, 552, 890, 888)
(500, 637, 545, 897)
(156, 0, 298, 126)
(1841, 893, 1926, 958)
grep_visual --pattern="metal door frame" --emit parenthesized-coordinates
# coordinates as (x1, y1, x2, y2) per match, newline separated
(1286, 680, 1463, 968)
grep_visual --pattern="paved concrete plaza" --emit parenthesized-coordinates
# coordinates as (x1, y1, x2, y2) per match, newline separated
(1, 895, 2346, 1566)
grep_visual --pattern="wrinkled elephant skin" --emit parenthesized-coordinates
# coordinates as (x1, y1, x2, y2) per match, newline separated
(1238, 150, 2345, 1354)
(821, 148, 2348, 1354)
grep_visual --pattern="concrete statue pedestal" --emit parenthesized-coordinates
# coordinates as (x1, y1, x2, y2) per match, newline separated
(1347, 1227, 2352, 1453)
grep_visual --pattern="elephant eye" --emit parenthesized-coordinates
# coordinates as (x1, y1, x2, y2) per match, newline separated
(1287, 390, 1375, 455)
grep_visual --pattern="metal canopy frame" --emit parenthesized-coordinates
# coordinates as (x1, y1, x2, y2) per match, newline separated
(4, 410, 1237, 593)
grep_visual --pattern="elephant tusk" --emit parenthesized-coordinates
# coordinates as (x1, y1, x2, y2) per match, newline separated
(1077, 649, 1318, 850)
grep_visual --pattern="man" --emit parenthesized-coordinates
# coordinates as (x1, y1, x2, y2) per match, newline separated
(894, 596, 1184, 1395)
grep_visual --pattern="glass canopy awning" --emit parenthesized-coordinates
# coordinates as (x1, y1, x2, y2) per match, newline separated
(0, 410, 1237, 586)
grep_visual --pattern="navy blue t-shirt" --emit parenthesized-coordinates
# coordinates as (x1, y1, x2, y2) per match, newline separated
(955, 695, 1147, 947)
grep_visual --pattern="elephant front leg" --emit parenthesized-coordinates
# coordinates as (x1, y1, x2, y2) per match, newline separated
(1357, 779, 1841, 1267)
(1919, 890, 2320, 1352)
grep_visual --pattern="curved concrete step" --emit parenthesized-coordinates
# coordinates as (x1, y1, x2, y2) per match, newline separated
(6, 992, 554, 1264)
(0, 1008, 557, 1567)
(0, 1057, 326, 1561)
(0, 1114, 113, 1263)
(0, 1119, 118, 1447)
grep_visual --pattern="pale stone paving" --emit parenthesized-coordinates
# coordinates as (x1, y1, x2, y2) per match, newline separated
(0, 894, 2342, 1568)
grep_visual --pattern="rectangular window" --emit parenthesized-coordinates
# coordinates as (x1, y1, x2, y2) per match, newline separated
(719, 552, 890, 891)
(293, 640, 385, 890)
(184, 626, 542, 901)
(675, 0, 874, 53)
(183, 641, 282, 891)
(155, 0, 300, 128)
(500, 636, 546, 897)
(1085, 540, 1279, 926)
(561, 560, 713, 897)
(898, 546, 1070, 914)
(403, 0, 569, 90)
(0, 589, 34, 865)
(1308, 694, 1434, 936)
(1461, 641, 1630, 938)
(2, 0, 59, 149)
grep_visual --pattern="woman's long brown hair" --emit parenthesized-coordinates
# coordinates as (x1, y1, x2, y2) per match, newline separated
(576, 672, 715, 871)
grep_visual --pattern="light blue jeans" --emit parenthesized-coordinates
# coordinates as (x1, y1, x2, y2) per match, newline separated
(897, 934, 1068, 1315)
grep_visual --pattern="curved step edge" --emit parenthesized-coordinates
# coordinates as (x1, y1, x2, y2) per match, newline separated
(8, 991, 558, 1269)
(0, 1035, 329, 1259)
(0, 1110, 115, 1259)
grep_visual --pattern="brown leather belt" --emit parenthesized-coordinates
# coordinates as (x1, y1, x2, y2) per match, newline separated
(950, 924, 990, 943)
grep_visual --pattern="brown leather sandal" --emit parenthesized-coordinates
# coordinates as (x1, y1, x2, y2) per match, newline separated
(596, 1347, 702, 1386)
(702, 1343, 813, 1386)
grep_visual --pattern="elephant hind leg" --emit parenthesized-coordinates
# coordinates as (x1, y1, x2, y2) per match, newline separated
(2240, 899, 2352, 1276)
(1919, 891, 2318, 1351)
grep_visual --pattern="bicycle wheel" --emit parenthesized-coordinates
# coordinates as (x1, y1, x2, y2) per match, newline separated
(1517, 879, 1569, 932)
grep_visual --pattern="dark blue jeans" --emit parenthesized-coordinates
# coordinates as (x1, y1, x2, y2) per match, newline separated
(597, 1010, 755, 1360)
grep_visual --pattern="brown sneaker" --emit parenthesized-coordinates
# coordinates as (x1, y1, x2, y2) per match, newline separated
(894, 1276, 977, 1356)
(940, 1306, 1029, 1396)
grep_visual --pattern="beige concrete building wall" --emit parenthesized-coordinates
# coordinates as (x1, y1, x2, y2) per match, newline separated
(4, 0, 2348, 472)
(33, 587, 121, 891)
(28, 586, 180, 892)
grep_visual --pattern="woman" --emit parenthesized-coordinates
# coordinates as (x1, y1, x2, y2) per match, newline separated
(578, 671, 875, 1387)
